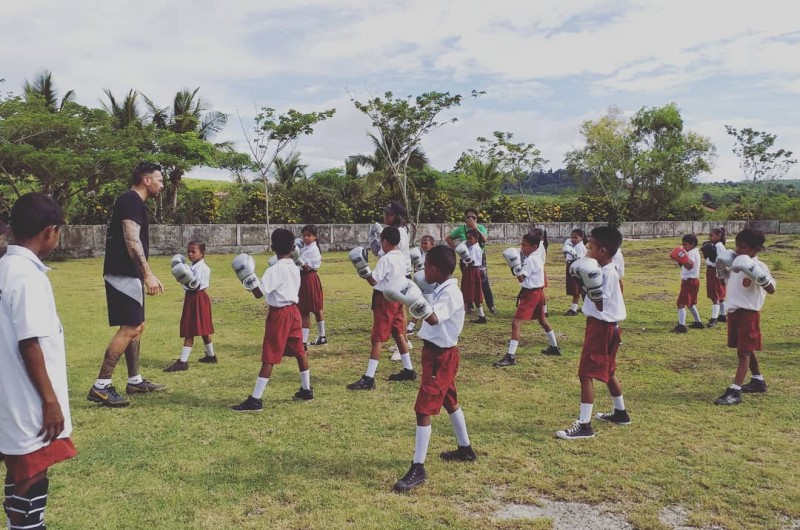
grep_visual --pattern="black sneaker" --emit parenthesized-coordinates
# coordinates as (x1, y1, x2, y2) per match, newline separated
(311, 336, 328, 346)
(87, 385, 130, 407)
(231, 396, 263, 412)
(440, 445, 477, 462)
(126, 379, 166, 394)
(489, 306, 497, 314)
(472, 316, 488, 324)
(595, 409, 631, 425)
(670, 324, 688, 333)
(713, 388, 742, 405)
(293, 387, 314, 400)
(707, 318, 718, 329)
(564, 309, 578, 316)
(555, 420, 595, 440)
(493, 354, 516, 367)
(346, 375, 376, 390)
(690, 321, 705, 329)
(164, 360, 188, 372)
(741, 378, 767, 393)
(388, 368, 417, 381)
(541, 345, 562, 356)
(393, 463, 427, 492)
(718, 314, 727, 323)
(198, 354, 217, 363)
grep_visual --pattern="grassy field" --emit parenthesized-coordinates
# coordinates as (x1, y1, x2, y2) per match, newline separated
(40, 237, 800, 529)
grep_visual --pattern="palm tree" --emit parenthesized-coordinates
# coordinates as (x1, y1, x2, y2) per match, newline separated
(347, 133, 428, 196)
(463, 156, 504, 207)
(23, 70, 75, 112)
(273, 152, 307, 188)
(102, 89, 143, 129)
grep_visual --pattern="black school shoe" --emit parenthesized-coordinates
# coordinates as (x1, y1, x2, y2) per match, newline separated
(690, 321, 705, 329)
(198, 354, 218, 363)
(440, 445, 477, 462)
(555, 420, 595, 440)
(707, 318, 718, 329)
(717, 314, 727, 323)
(493, 354, 516, 367)
(393, 463, 427, 492)
(595, 409, 631, 425)
(388, 368, 417, 381)
(164, 360, 188, 372)
(310, 336, 328, 346)
(126, 379, 166, 394)
(713, 388, 742, 405)
(293, 387, 315, 400)
(231, 396, 263, 412)
(741, 378, 767, 393)
(564, 309, 579, 316)
(670, 324, 688, 333)
(471, 316, 488, 324)
(346, 375, 376, 390)
(541, 345, 562, 356)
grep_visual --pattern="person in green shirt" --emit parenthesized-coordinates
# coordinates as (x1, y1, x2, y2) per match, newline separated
(445, 208, 496, 313)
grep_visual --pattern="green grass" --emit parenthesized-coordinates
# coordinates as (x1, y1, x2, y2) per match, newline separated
(43, 237, 800, 529)
(182, 178, 236, 192)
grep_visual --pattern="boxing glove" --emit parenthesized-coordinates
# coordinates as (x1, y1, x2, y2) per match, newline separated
(715, 249, 736, 282)
(562, 240, 577, 262)
(569, 257, 604, 303)
(268, 254, 278, 267)
(383, 280, 434, 319)
(368, 222, 383, 256)
(171, 254, 186, 268)
(669, 246, 691, 266)
(291, 245, 306, 268)
(231, 253, 262, 295)
(413, 270, 436, 297)
(731, 254, 772, 288)
(700, 241, 717, 262)
(172, 263, 199, 290)
(454, 241, 472, 265)
(502, 247, 523, 277)
(348, 246, 372, 279)
(294, 237, 305, 251)
(410, 247, 423, 271)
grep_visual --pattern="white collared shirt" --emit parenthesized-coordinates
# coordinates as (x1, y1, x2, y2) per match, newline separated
(573, 241, 587, 260)
(466, 242, 483, 267)
(726, 257, 774, 312)
(372, 249, 407, 292)
(260, 258, 300, 307)
(0, 246, 73, 454)
(300, 241, 322, 270)
(612, 248, 625, 278)
(534, 244, 547, 264)
(705, 242, 727, 267)
(520, 251, 545, 289)
(186, 258, 211, 291)
(582, 262, 626, 323)
(680, 248, 701, 280)
(417, 278, 465, 348)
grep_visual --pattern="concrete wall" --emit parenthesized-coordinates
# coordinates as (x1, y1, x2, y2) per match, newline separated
(0, 220, 794, 258)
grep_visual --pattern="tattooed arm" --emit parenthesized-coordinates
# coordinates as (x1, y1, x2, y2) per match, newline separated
(123, 219, 163, 295)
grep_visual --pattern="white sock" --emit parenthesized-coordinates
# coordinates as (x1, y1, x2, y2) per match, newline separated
(317, 321, 326, 337)
(400, 353, 414, 371)
(689, 306, 701, 322)
(730, 383, 741, 391)
(205, 343, 215, 357)
(477, 306, 485, 317)
(252, 377, 269, 399)
(94, 378, 112, 389)
(720, 301, 726, 313)
(128, 374, 143, 385)
(579, 402, 593, 424)
(571, 303, 578, 312)
(752, 374, 765, 381)
(413, 425, 432, 464)
(407, 322, 416, 333)
(449, 408, 470, 447)
(180, 346, 192, 362)
(545, 330, 558, 347)
(678, 308, 687, 326)
(365, 359, 379, 378)
(711, 304, 720, 319)
(543, 304, 548, 314)
(612, 395, 625, 410)
(507, 339, 519, 356)
(302, 328, 310, 343)
(299, 370, 311, 390)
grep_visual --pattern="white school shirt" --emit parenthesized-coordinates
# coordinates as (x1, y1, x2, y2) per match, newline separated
(299, 241, 322, 270)
(705, 242, 727, 267)
(520, 251, 545, 289)
(0, 246, 73, 455)
(726, 257, 774, 312)
(612, 249, 625, 279)
(680, 248, 701, 280)
(419, 249, 427, 267)
(371, 249, 407, 292)
(417, 278, 465, 348)
(466, 242, 483, 267)
(582, 263, 626, 323)
(185, 258, 211, 291)
(534, 244, 547, 264)
(573, 241, 587, 260)
(260, 258, 300, 307)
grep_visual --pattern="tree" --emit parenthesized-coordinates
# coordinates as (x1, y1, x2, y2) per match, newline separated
(102, 89, 143, 129)
(273, 152, 308, 188)
(347, 132, 429, 197)
(23, 70, 75, 112)
(451, 154, 504, 207)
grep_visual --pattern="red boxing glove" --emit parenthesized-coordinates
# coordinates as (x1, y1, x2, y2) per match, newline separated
(669, 246, 690, 266)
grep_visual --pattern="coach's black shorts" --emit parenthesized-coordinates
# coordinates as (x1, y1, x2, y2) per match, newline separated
(105, 279, 145, 326)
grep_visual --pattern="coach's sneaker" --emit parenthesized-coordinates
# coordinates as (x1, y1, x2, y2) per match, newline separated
(164, 360, 188, 372)
(198, 354, 217, 364)
(231, 396, 263, 412)
(741, 378, 767, 393)
(707, 318, 718, 329)
(87, 385, 130, 407)
(690, 321, 705, 329)
(393, 463, 427, 492)
(541, 345, 562, 356)
(346, 375, 376, 390)
(555, 420, 595, 440)
(388, 368, 416, 382)
(293, 387, 315, 400)
(595, 408, 631, 425)
(493, 354, 516, 367)
(670, 324, 688, 333)
(310, 336, 327, 346)
(717, 314, 727, 323)
(564, 309, 579, 316)
(713, 387, 742, 405)
(126, 379, 166, 394)
(440, 445, 477, 462)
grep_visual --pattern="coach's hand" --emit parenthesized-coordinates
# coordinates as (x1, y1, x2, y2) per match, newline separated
(144, 272, 164, 295)
(39, 399, 65, 443)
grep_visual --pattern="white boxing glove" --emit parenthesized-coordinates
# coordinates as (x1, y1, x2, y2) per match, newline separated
(348, 246, 372, 279)
(731, 254, 771, 288)
(570, 257, 604, 302)
(410, 247, 423, 271)
(172, 263, 199, 290)
(171, 254, 186, 268)
(368, 222, 383, 256)
(294, 237, 305, 251)
(231, 253, 262, 295)
(454, 241, 472, 265)
(268, 254, 278, 267)
(413, 270, 436, 298)
(291, 245, 306, 268)
(502, 247, 523, 276)
(715, 249, 736, 282)
(383, 280, 434, 319)
(562, 240, 577, 262)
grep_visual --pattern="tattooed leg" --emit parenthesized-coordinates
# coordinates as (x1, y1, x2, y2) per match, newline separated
(98, 325, 141, 379)
(124, 339, 141, 378)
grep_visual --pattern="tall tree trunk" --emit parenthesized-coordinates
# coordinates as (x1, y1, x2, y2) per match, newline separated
(165, 168, 183, 220)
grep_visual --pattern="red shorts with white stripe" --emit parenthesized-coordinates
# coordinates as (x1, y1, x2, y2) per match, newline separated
(261, 304, 304, 364)
(706, 266, 727, 301)
(2, 438, 77, 482)
(370, 290, 406, 343)
(578, 317, 621, 383)
(727, 308, 762, 353)
(677, 278, 700, 306)
(298, 270, 324, 313)
(414, 341, 460, 416)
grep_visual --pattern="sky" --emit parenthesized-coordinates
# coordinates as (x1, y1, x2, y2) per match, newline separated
(2, 0, 799, 183)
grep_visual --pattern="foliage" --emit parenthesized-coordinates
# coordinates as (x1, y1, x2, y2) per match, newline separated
(174, 189, 220, 224)
(230, 183, 353, 224)
(273, 152, 308, 188)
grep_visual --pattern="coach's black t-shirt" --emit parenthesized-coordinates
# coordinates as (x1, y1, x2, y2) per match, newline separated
(103, 190, 149, 279)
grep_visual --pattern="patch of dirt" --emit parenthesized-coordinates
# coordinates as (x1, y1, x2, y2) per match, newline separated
(659, 505, 698, 529)
(494, 499, 632, 529)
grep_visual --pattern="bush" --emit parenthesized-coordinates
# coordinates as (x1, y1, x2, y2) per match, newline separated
(175, 189, 219, 224)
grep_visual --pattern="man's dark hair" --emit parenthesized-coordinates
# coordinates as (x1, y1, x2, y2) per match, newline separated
(427, 245, 456, 275)
(464, 208, 478, 219)
(522, 232, 541, 247)
(188, 240, 205, 253)
(271, 228, 294, 255)
(682, 234, 698, 246)
(132, 162, 162, 185)
(590, 226, 622, 258)
(735, 227, 766, 250)
(380, 226, 401, 246)
(10, 193, 64, 241)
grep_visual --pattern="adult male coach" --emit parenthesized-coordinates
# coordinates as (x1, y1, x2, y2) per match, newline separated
(87, 162, 166, 407)
(445, 208, 496, 313)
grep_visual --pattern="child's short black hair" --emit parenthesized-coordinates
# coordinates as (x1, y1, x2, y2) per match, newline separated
(682, 234, 698, 246)
(590, 226, 622, 258)
(711, 227, 726, 244)
(420, 235, 435, 244)
(426, 245, 456, 275)
(301, 224, 317, 236)
(465, 228, 479, 240)
(735, 227, 766, 249)
(271, 228, 294, 255)
(188, 240, 205, 253)
(522, 232, 541, 247)
(10, 193, 64, 241)
(131, 161, 162, 185)
(531, 227, 548, 250)
(380, 226, 401, 246)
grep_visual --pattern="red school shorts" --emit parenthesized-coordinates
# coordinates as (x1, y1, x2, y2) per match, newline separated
(727, 308, 762, 354)
(514, 288, 545, 321)
(706, 266, 727, 301)
(370, 290, 406, 343)
(460, 266, 483, 306)
(414, 341, 461, 416)
(578, 317, 621, 383)
(180, 289, 215, 338)
(298, 270, 324, 314)
(565, 262, 581, 296)
(261, 304, 304, 364)
(2, 438, 77, 482)
(677, 278, 700, 306)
